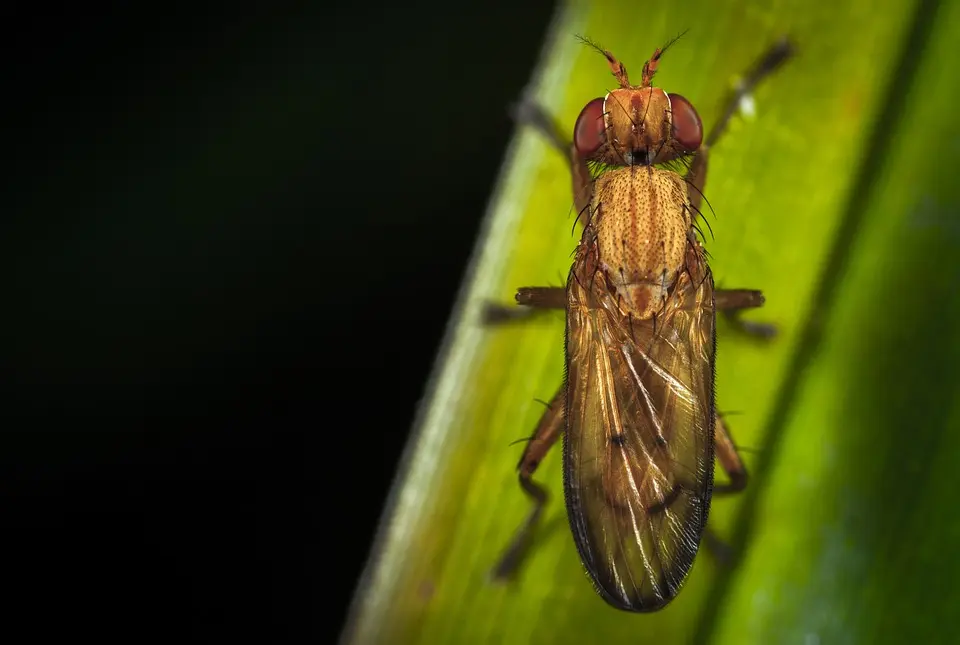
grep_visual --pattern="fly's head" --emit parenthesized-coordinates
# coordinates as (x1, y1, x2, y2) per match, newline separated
(573, 45, 703, 167)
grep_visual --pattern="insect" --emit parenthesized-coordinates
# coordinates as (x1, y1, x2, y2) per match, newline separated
(488, 36, 794, 612)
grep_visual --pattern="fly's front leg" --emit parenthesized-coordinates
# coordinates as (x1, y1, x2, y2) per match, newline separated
(705, 37, 795, 151)
(491, 385, 565, 581)
(686, 37, 795, 215)
(511, 100, 594, 223)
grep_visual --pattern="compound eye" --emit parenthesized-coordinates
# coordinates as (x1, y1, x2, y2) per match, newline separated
(574, 97, 606, 156)
(668, 93, 703, 152)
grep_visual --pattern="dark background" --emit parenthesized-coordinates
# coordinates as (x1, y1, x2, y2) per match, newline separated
(4, 2, 556, 642)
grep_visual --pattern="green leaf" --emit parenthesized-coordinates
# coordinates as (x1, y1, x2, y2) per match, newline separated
(341, 0, 958, 643)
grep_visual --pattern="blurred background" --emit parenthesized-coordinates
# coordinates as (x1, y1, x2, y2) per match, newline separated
(4, 1, 556, 641)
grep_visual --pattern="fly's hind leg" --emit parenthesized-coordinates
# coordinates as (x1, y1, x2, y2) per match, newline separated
(712, 413, 749, 495)
(491, 385, 565, 581)
(703, 413, 751, 566)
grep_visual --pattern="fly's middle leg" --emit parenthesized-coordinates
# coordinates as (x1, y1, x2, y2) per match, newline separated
(715, 288, 776, 339)
(516, 286, 565, 308)
(481, 285, 566, 324)
(491, 385, 565, 581)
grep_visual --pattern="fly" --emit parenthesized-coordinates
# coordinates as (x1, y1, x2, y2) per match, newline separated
(488, 36, 794, 612)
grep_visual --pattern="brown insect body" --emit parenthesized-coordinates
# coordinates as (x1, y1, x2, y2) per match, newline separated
(562, 47, 716, 610)
(492, 37, 792, 613)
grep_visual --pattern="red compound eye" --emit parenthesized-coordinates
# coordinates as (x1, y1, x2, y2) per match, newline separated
(574, 97, 606, 155)
(668, 93, 703, 152)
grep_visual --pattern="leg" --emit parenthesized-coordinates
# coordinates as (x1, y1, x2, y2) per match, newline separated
(511, 100, 594, 223)
(481, 286, 566, 325)
(484, 95, 599, 326)
(705, 37, 795, 151)
(686, 37, 795, 214)
(516, 286, 565, 308)
(715, 287, 777, 339)
(703, 413, 749, 566)
(490, 385, 565, 580)
(712, 414, 748, 494)
(715, 288, 764, 310)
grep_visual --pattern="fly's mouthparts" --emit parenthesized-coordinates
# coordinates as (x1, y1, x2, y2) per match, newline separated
(624, 149, 652, 166)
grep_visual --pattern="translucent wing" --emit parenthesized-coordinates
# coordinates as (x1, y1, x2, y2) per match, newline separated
(563, 244, 716, 612)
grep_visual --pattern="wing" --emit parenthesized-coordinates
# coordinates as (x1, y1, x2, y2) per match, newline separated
(563, 246, 716, 612)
